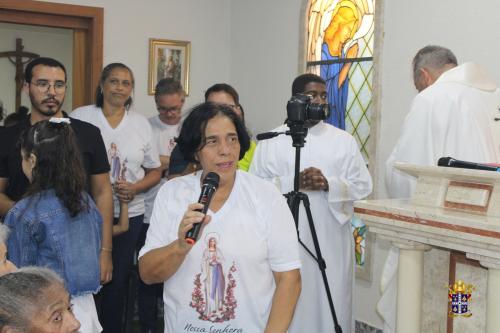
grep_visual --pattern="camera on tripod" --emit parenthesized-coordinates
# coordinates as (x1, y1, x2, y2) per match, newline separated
(255, 93, 330, 147)
(254, 91, 341, 331)
(286, 93, 330, 125)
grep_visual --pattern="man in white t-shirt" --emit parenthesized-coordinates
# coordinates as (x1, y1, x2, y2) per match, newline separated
(144, 79, 185, 223)
(140, 78, 185, 332)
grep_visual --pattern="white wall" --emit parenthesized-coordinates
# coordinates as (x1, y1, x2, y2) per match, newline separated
(0, 22, 73, 119)
(38, 0, 232, 117)
(230, 0, 303, 134)
(36, 0, 302, 133)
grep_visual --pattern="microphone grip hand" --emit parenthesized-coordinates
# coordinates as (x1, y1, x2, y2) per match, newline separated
(183, 172, 219, 245)
(178, 203, 212, 250)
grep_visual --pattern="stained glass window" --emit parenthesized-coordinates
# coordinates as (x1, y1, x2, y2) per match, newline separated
(306, 0, 375, 161)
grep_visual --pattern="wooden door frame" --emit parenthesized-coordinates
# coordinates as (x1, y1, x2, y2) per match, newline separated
(0, 0, 103, 107)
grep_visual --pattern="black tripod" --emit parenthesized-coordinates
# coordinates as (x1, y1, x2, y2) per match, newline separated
(258, 123, 342, 333)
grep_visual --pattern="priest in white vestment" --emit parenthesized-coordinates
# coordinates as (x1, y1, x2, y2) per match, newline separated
(250, 74, 372, 333)
(381, 45, 500, 333)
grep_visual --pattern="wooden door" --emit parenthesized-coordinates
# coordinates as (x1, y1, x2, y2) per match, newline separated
(0, 0, 103, 109)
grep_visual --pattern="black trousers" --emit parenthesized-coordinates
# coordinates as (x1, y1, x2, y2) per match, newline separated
(136, 223, 163, 331)
(99, 215, 143, 333)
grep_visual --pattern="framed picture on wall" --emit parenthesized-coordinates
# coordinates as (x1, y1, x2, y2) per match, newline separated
(148, 38, 190, 95)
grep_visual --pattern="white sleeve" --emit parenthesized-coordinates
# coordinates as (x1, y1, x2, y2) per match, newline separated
(69, 106, 86, 120)
(142, 121, 162, 169)
(326, 136, 372, 202)
(70, 105, 98, 126)
(156, 131, 170, 156)
(138, 184, 179, 258)
(266, 193, 301, 272)
(324, 136, 372, 225)
(385, 96, 435, 198)
(250, 140, 294, 193)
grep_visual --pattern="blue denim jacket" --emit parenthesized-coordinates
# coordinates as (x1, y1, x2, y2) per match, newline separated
(5, 190, 102, 296)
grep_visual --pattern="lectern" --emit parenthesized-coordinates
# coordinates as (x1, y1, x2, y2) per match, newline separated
(354, 162, 500, 333)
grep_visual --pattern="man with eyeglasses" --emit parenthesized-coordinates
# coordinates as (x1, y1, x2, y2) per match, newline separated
(0, 57, 114, 286)
(139, 78, 184, 333)
(149, 78, 185, 177)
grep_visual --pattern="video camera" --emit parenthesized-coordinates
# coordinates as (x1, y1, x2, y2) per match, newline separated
(285, 93, 329, 147)
(286, 93, 330, 125)
(256, 93, 330, 148)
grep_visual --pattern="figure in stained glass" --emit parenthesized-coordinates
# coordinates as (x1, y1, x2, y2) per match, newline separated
(321, 1, 361, 129)
(307, 0, 375, 160)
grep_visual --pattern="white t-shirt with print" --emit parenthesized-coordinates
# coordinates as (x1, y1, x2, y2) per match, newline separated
(143, 115, 181, 224)
(149, 115, 181, 157)
(139, 170, 301, 333)
(71, 105, 161, 217)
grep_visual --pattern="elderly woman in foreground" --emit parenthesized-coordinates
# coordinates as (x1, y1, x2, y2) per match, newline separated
(0, 266, 80, 332)
(139, 102, 301, 333)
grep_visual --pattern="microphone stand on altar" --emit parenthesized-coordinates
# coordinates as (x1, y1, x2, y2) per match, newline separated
(257, 123, 342, 333)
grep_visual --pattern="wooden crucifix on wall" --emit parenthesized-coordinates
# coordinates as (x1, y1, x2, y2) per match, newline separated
(0, 38, 39, 112)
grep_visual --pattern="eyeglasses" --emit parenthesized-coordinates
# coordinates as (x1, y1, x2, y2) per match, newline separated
(30, 80, 66, 94)
(157, 106, 181, 113)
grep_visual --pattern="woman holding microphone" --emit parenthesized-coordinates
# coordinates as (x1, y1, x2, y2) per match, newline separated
(139, 102, 301, 333)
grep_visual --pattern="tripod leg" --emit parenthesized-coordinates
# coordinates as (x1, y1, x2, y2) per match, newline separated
(286, 193, 300, 229)
(286, 192, 317, 260)
(300, 193, 343, 333)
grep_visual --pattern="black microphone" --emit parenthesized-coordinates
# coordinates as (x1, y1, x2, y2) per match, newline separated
(185, 172, 220, 245)
(437, 157, 500, 172)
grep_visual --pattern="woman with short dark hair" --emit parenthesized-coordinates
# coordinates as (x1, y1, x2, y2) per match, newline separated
(139, 102, 301, 333)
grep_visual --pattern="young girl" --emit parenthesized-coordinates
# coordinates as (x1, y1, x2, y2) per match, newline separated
(5, 119, 103, 332)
